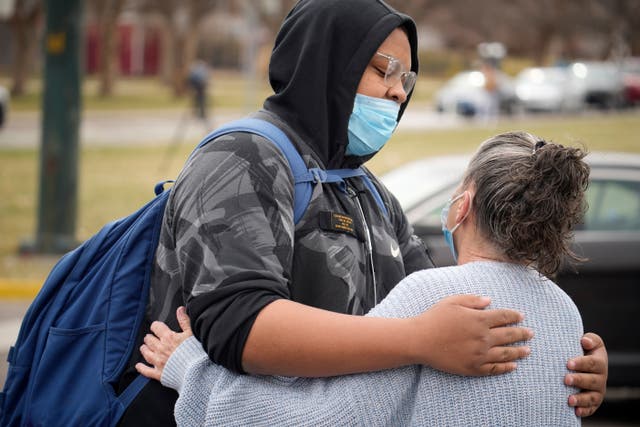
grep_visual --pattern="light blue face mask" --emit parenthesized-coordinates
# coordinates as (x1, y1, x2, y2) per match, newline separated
(440, 193, 468, 263)
(346, 93, 400, 156)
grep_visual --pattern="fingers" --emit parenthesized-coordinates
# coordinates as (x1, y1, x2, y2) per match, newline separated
(143, 333, 161, 352)
(565, 372, 606, 395)
(441, 294, 492, 310)
(566, 359, 606, 418)
(567, 391, 602, 417)
(484, 308, 525, 328)
(567, 354, 607, 376)
(137, 312, 192, 384)
(486, 345, 531, 364)
(140, 343, 162, 366)
(176, 306, 193, 335)
(580, 332, 604, 352)
(135, 362, 161, 382)
(489, 326, 533, 346)
(477, 362, 518, 376)
(150, 320, 172, 338)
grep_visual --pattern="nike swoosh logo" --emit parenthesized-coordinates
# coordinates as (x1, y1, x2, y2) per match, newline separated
(390, 243, 400, 258)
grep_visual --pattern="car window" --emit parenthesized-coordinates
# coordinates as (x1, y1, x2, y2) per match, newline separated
(414, 204, 444, 228)
(583, 179, 640, 231)
(411, 191, 453, 229)
(410, 177, 640, 233)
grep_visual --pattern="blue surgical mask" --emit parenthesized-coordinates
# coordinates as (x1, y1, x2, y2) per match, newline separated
(346, 93, 400, 156)
(441, 193, 468, 263)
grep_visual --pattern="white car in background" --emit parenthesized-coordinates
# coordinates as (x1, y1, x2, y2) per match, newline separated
(571, 61, 625, 109)
(515, 66, 584, 112)
(434, 70, 519, 117)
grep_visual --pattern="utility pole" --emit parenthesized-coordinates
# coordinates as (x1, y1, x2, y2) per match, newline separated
(22, 0, 82, 254)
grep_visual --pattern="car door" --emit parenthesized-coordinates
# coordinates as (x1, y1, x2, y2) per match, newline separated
(557, 168, 640, 387)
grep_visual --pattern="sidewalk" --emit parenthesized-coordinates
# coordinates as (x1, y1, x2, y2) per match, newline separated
(0, 108, 246, 148)
(0, 104, 460, 149)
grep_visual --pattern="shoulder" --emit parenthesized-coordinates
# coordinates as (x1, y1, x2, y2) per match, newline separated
(367, 266, 463, 318)
(175, 131, 293, 191)
(195, 131, 290, 167)
(167, 130, 296, 224)
(531, 274, 584, 334)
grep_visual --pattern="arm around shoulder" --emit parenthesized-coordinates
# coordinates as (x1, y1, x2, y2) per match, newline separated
(242, 293, 532, 377)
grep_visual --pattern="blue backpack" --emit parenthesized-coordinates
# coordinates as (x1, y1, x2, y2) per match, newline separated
(0, 118, 386, 427)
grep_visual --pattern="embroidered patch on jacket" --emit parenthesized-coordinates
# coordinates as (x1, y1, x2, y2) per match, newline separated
(319, 211, 357, 238)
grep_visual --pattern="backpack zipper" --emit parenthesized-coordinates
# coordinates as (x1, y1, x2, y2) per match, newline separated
(347, 185, 378, 306)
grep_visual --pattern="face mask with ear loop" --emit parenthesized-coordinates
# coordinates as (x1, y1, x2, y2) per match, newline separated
(345, 94, 400, 156)
(440, 192, 470, 263)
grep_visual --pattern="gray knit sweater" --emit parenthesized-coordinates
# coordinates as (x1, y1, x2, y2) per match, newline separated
(161, 261, 582, 426)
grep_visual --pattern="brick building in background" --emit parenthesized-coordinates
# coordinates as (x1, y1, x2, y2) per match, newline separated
(84, 18, 161, 77)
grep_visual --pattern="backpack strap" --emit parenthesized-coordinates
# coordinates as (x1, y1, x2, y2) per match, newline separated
(295, 168, 389, 218)
(357, 174, 389, 218)
(195, 118, 312, 223)
(112, 375, 150, 425)
(194, 118, 388, 222)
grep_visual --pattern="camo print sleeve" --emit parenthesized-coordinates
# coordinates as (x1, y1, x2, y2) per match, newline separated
(157, 132, 295, 373)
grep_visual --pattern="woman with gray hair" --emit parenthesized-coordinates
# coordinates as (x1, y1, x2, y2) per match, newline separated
(137, 132, 591, 426)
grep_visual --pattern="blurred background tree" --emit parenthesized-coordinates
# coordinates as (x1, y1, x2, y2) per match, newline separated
(5, 0, 42, 97)
(387, 0, 640, 64)
(93, 0, 126, 96)
(137, 0, 216, 97)
(1, 0, 639, 99)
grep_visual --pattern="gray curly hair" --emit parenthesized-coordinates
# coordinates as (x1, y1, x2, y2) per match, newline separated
(461, 131, 590, 277)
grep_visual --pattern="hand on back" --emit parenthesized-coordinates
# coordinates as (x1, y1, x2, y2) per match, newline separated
(407, 294, 533, 376)
(136, 306, 193, 382)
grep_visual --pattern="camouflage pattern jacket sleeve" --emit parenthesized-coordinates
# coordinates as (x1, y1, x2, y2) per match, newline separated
(148, 132, 433, 373)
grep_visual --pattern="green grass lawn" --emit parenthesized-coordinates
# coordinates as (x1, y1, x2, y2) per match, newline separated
(1, 73, 442, 112)
(1, 72, 275, 112)
(1, 95, 639, 283)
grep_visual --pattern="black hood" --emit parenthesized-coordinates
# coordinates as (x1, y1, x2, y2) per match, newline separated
(263, 0, 419, 168)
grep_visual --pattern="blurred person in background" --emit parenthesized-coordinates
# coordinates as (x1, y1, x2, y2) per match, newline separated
(139, 133, 592, 426)
(118, 1, 608, 425)
(481, 60, 500, 123)
(187, 59, 210, 122)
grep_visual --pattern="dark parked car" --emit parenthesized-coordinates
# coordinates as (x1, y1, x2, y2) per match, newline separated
(381, 152, 640, 387)
(621, 57, 640, 106)
(0, 85, 8, 128)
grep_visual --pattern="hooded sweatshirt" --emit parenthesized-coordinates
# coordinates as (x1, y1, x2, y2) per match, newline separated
(118, 1, 431, 424)
(264, 0, 419, 169)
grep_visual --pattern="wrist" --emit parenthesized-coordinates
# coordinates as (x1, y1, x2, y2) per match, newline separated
(400, 316, 433, 366)
(161, 336, 207, 391)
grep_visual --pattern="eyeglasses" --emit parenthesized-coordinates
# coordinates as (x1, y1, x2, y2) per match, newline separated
(375, 52, 417, 94)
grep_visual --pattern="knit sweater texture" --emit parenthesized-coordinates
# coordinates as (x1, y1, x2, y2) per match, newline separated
(162, 261, 583, 426)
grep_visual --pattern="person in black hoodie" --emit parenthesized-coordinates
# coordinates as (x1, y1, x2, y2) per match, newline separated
(120, 0, 608, 424)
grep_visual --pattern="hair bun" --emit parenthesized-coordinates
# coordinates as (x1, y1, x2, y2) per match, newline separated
(463, 132, 590, 277)
(532, 140, 546, 153)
